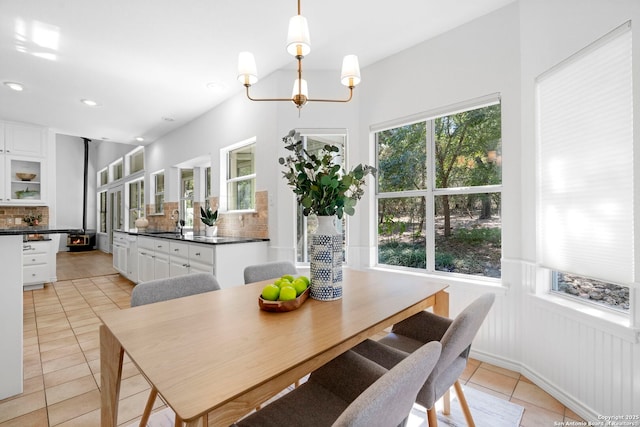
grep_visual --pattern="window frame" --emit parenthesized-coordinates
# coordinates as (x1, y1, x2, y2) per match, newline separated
(151, 170, 165, 214)
(127, 178, 144, 229)
(125, 146, 144, 176)
(373, 95, 503, 281)
(220, 138, 256, 212)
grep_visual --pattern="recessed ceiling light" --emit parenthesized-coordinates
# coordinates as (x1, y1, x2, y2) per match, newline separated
(80, 98, 99, 107)
(4, 82, 24, 91)
(135, 137, 145, 142)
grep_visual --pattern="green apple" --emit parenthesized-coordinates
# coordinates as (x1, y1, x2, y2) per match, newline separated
(261, 284, 280, 301)
(292, 278, 308, 296)
(297, 275, 310, 286)
(279, 285, 297, 301)
(274, 277, 292, 288)
(281, 274, 295, 282)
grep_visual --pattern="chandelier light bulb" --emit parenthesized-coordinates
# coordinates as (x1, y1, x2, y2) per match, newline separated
(340, 55, 361, 87)
(286, 15, 311, 57)
(237, 51, 258, 85)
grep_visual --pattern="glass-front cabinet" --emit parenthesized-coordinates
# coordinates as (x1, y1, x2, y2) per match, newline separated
(0, 156, 46, 204)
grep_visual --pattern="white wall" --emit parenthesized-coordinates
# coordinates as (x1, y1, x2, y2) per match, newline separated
(55, 134, 91, 250)
(517, 0, 640, 420)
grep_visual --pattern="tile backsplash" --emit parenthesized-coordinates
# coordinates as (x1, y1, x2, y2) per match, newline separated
(143, 191, 268, 239)
(0, 206, 49, 228)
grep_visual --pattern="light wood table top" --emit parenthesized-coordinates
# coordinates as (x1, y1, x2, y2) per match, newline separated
(99, 268, 449, 427)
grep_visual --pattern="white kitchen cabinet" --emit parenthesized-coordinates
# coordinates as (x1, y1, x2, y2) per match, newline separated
(112, 232, 128, 277)
(2, 122, 46, 157)
(169, 241, 190, 277)
(0, 156, 46, 205)
(22, 239, 54, 290)
(137, 237, 171, 282)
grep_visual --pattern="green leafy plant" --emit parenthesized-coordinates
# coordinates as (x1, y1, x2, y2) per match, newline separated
(200, 206, 218, 226)
(23, 213, 42, 226)
(278, 130, 376, 219)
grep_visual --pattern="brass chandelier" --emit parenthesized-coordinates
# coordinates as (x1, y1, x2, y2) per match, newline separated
(237, 0, 361, 110)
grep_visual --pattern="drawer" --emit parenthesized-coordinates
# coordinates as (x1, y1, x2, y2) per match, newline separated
(137, 237, 156, 250)
(170, 241, 189, 258)
(189, 243, 214, 264)
(152, 239, 170, 254)
(23, 253, 48, 266)
(23, 265, 49, 285)
(22, 244, 47, 255)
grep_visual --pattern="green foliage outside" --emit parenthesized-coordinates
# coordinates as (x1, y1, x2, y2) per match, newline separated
(376, 103, 503, 278)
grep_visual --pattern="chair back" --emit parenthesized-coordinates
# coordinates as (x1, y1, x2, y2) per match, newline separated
(333, 341, 442, 427)
(433, 293, 495, 380)
(131, 272, 221, 307)
(243, 260, 297, 284)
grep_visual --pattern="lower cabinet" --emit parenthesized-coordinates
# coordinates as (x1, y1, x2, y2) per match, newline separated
(132, 236, 267, 287)
(23, 239, 54, 290)
(137, 237, 170, 282)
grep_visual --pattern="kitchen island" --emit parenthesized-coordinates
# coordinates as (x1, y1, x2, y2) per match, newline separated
(113, 229, 269, 288)
(0, 227, 82, 400)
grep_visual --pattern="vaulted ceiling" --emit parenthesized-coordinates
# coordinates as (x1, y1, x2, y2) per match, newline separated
(0, 0, 515, 144)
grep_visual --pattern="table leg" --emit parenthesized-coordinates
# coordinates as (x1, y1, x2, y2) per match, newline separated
(100, 324, 124, 427)
(433, 289, 449, 318)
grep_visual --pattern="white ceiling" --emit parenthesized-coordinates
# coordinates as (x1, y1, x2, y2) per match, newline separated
(0, 0, 515, 145)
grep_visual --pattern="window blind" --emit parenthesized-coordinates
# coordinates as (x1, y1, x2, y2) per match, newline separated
(536, 22, 633, 285)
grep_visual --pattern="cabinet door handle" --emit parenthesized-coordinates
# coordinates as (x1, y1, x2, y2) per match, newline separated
(32, 273, 36, 277)
(195, 252, 200, 256)
(174, 248, 179, 252)
(32, 258, 36, 262)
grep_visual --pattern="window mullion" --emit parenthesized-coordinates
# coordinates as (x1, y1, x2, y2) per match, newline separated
(426, 120, 436, 272)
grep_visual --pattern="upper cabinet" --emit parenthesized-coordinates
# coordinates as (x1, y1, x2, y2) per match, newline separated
(1, 122, 47, 158)
(0, 121, 48, 205)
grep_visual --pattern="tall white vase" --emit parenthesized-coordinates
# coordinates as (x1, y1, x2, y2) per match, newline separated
(310, 215, 343, 301)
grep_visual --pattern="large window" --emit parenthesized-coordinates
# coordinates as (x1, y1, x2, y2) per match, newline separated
(376, 99, 502, 279)
(226, 143, 255, 211)
(295, 133, 346, 263)
(128, 179, 144, 229)
(126, 147, 144, 175)
(204, 166, 212, 209)
(110, 159, 123, 181)
(180, 169, 194, 228)
(537, 22, 632, 312)
(152, 171, 164, 214)
(98, 191, 107, 233)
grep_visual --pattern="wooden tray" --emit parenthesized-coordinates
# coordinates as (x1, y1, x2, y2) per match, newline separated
(258, 287, 310, 312)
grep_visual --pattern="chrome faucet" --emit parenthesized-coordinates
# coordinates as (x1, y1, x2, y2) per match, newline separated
(170, 209, 183, 236)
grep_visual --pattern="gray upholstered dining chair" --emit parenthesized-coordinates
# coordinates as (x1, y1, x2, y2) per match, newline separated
(243, 260, 298, 284)
(130, 272, 221, 427)
(234, 340, 442, 427)
(352, 293, 495, 427)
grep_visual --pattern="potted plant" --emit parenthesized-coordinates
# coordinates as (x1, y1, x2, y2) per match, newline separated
(23, 213, 42, 226)
(278, 130, 376, 300)
(200, 206, 218, 237)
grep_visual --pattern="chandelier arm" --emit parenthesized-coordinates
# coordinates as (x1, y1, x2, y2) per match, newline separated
(306, 87, 354, 103)
(245, 85, 295, 103)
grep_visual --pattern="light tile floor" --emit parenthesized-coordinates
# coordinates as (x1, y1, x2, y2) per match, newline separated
(0, 251, 587, 426)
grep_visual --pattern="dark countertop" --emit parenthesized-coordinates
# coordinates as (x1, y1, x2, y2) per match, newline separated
(0, 226, 83, 236)
(116, 229, 269, 245)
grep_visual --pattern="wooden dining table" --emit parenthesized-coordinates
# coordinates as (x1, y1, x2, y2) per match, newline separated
(99, 268, 449, 427)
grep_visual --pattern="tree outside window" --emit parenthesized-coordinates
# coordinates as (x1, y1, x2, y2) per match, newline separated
(376, 101, 502, 278)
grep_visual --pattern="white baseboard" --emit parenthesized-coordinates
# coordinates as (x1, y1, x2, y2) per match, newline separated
(470, 348, 598, 422)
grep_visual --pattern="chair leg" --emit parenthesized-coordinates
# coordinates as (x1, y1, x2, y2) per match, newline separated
(139, 387, 158, 427)
(453, 380, 475, 427)
(427, 407, 439, 426)
(174, 413, 183, 427)
(443, 389, 451, 415)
